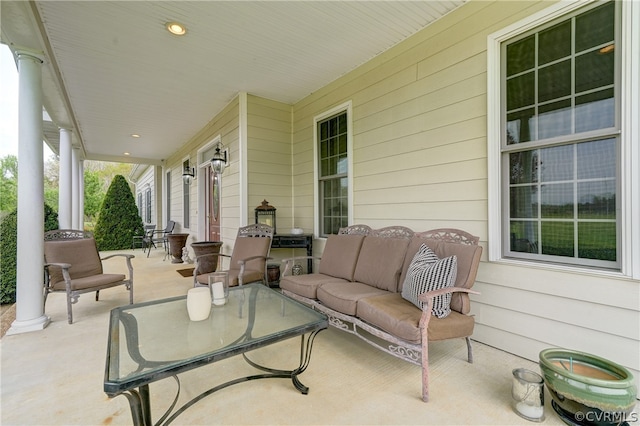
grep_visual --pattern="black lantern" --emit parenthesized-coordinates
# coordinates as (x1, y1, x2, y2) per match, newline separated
(255, 199, 276, 233)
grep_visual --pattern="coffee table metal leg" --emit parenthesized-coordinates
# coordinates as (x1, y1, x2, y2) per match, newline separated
(122, 388, 148, 426)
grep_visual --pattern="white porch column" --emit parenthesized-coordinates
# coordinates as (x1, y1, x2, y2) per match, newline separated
(78, 158, 84, 230)
(71, 148, 79, 229)
(58, 128, 72, 229)
(9, 50, 50, 334)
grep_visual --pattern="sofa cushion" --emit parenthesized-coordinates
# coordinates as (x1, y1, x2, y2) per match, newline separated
(401, 244, 457, 318)
(318, 234, 366, 281)
(357, 293, 475, 344)
(353, 236, 409, 292)
(44, 238, 103, 286)
(51, 273, 126, 291)
(317, 282, 388, 316)
(280, 274, 348, 299)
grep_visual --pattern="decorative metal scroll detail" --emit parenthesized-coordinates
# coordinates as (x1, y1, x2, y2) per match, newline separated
(328, 316, 350, 331)
(237, 223, 274, 239)
(338, 224, 372, 235)
(416, 228, 479, 245)
(44, 229, 93, 241)
(389, 345, 421, 363)
(372, 226, 414, 239)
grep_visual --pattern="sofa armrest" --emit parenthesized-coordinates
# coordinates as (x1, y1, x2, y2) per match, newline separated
(281, 256, 321, 276)
(417, 287, 480, 329)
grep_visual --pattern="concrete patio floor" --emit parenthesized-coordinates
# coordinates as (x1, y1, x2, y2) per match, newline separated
(1, 246, 635, 425)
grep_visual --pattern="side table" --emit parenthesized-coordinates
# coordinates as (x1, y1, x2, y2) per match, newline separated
(271, 234, 314, 273)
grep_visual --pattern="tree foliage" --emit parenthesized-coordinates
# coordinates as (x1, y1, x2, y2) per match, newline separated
(0, 155, 18, 215)
(93, 174, 143, 250)
(0, 204, 59, 304)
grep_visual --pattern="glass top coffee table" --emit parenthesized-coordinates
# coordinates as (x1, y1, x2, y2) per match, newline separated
(104, 283, 327, 425)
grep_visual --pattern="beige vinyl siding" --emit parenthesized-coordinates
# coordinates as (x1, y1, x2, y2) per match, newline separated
(166, 96, 240, 247)
(290, 0, 640, 383)
(246, 95, 293, 232)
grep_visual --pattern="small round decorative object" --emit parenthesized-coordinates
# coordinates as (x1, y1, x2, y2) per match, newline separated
(292, 263, 303, 275)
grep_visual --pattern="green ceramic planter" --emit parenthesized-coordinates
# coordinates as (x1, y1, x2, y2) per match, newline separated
(539, 348, 636, 425)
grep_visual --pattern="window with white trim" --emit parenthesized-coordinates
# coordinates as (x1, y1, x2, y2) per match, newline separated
(317, 110, 349, 237)
(500, 1, 620, 269)
(182, 159, 190, 229)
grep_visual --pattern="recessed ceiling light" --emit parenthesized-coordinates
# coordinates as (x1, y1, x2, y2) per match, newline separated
(166, 22, 186, 36)
(124, 152, 130, 156)
(131, 134, 140, 138)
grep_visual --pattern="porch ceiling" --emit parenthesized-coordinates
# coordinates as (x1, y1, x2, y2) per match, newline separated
(1, 1, 465, 166)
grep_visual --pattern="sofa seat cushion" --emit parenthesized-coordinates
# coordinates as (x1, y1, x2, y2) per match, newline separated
(51, 273, 126, 291)
(353, 236, 410, 292)
(319, 234, 366, 281)
(317, 282, 389, 316)
(280, 274, 348, 299)
(357, 293, 475, 344)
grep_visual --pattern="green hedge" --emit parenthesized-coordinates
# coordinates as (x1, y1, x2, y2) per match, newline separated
(0, 204, 59, 304)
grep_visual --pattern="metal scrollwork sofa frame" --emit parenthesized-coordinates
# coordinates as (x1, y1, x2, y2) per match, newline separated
(280, 225, 482, 402)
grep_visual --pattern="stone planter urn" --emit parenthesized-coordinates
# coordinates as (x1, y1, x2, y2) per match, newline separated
(539, 348, 636, 426)
(167, 233, 189, 263)
(191, 241, 223, 273)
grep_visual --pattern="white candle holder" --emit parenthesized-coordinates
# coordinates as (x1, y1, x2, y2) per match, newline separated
(186, 287, 211, 321)
(208, 271, 229, 306)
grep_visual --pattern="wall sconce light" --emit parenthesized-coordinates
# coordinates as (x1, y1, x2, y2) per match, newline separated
(255, 199, 276, 233)
(182, 165, 196, 184)
(211, 141, 228, 175)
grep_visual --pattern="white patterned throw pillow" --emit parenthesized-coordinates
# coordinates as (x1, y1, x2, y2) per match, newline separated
(401, 244, 458, 318)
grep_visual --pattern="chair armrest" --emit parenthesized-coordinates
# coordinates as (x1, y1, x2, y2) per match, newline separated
(237, 255, 272, 266)
(100, 254, 135, 280)
(44, 262, 73, 290)
(417, 287, 480, 329)
(280, 256, 321, 276)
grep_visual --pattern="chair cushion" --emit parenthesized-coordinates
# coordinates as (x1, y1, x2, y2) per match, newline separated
(353, 236, 409, 292)
(230, 237, 271, 272)
(279, 274, 348, 299)
(318, 234, 365, 281)
(195, 269, 264, 287)
(401, 244, 457, 318)
(317, 281, 388, 316)
(51, 273, 126, 291)
(357, 293, 475, 344)
(44, 238, 103, 286)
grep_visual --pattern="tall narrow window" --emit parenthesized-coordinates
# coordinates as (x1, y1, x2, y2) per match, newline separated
(145, 187, 151, 223)
(501, 1, 619, 269)
(137, 193, 143, 218)
(182, 159, 190, 229)
(317, 110, 349, 236)
(166, 170, 171, 222)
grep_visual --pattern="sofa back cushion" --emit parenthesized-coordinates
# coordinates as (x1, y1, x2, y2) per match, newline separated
(44, 238, 103, 286)
(319, 234, 366, 281)
(400, 236, 482, 314)
(353, 236, 410, 292)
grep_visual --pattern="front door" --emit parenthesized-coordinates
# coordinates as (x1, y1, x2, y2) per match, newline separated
(207, 165, 221, 241)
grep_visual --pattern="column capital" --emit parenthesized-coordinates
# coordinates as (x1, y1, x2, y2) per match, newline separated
(15, 48, 45, 64)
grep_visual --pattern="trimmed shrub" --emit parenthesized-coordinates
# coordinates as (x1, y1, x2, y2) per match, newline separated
(93, 175, 143, 251)
(0, 204, 59, 304)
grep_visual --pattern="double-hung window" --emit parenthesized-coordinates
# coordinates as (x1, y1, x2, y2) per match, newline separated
(497, 1, 621, 270)
(316, 105, 351, 236)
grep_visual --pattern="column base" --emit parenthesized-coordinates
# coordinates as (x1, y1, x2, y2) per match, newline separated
(6, 315, 51, 335)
